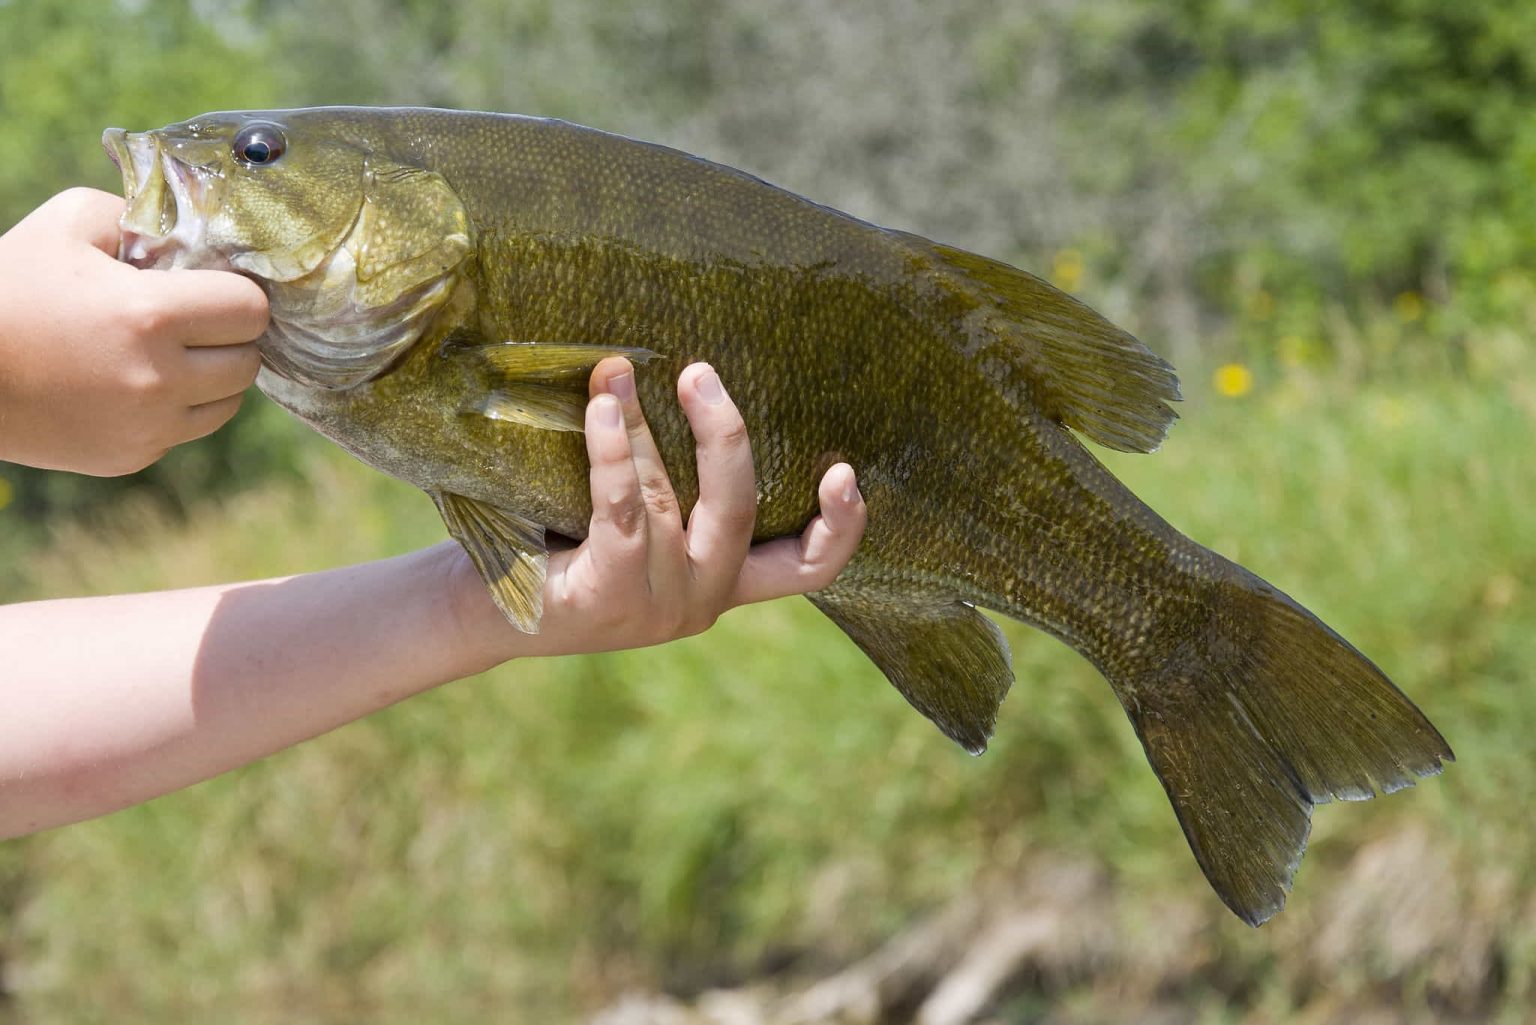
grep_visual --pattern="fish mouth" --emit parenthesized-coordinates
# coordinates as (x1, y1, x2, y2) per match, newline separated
(103, 127, 222, 270)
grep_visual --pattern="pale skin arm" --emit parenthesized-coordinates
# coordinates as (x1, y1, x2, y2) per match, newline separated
(0, 358, 867, 840)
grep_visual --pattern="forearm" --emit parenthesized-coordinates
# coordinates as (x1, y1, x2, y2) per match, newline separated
(0, 542, 497, 839)
(0, 360, 865, 841)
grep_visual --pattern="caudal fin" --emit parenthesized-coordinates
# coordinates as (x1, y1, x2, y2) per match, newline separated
(1116, 566, 1452, 926)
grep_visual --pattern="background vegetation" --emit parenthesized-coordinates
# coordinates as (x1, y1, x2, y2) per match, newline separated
(1, 1, 1532, 1021)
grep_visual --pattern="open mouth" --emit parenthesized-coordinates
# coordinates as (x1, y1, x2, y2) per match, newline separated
(103, 127, 217, 270)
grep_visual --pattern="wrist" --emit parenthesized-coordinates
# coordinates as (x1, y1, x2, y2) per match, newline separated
(434, 541, 533, 673)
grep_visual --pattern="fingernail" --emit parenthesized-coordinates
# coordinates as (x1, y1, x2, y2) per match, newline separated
(843, 474, 858, 505)
(596, 394, 622, 429)
(696, 367, 725, 405)
(608, 370, 636, 403)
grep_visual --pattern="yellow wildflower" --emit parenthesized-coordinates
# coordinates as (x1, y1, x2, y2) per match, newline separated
(1213, 363, 1254, 399)
(0, 475, 12, 512)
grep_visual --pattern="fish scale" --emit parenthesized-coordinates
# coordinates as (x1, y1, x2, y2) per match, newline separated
(104, 106, 1452, 926)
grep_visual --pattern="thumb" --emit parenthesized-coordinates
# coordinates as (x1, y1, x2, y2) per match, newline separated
(42, 188, 127, 257)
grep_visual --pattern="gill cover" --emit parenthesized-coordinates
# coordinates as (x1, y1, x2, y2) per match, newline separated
(261, 156, 473, 390)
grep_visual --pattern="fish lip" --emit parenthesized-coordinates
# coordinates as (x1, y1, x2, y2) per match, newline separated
(102, 128, 145, 262)
(102, 128, 130, 179)
(102, 127, 222, 270)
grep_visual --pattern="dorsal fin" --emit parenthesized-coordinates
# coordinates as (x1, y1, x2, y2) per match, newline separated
(927, 243, 1182, 453)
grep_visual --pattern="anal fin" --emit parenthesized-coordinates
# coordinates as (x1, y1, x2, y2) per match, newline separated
(809, 588, 1013, 755)
(433, 491, 548, 632)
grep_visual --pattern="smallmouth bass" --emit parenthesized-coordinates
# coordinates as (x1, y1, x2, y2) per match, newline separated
(103, 107, 1451, 925)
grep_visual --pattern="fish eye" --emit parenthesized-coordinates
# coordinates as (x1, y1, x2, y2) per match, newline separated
(233, 123, 287, 167)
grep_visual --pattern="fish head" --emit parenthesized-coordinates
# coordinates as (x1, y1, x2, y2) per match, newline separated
(104, 109, 472, 391)
(104, 113, 366, 279)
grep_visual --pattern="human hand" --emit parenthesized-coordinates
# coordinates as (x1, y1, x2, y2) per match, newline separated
(451, 358, 867, 663)
(0, 188, 269, 476)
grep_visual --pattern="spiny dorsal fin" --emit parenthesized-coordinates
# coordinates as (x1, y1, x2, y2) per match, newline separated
(454, 342, 662, 432)
(433, 491, 548, 632)
(928, 243, 1182, 453)
(809, 587, 1012, 755)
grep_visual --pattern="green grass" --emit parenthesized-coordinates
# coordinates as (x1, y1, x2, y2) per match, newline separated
(2, 357, 1533, 1023)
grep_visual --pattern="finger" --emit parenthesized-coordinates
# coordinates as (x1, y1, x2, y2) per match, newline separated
(182, 392, 246, 443)
(676, 363, 757, 605)
(181, 342, 264, 402)
(141, 269, 271, 345)
(42, 188, 126, 256)
(589, 357, 687, 597)
(730, 463, 866, 606)
(577, 392, 649, 587)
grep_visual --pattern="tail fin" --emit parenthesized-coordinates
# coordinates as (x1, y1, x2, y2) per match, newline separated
(1116, 567, 1452, 926)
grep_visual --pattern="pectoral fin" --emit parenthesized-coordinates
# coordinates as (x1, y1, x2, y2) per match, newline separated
(809, 587, 1013, 754)
(456, 343, 663, 432)
(475, 342, 661, 381)
(471, 386, 589, 432)
(433, 491, 548, 632)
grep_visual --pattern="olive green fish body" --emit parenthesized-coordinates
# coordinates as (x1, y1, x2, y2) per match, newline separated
(259, 112, 1190, 638)
(106, 107, 1452, 926)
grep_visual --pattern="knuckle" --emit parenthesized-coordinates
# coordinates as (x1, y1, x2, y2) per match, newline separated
(53, 187, 112, 221)
(640, 481, 680, 521)
(236, 287, 272, 335)
(605, 493, 648, 538)
(122, 296, 173, 339)
(53, 187, 93, 214)
(656, 604, 691, 640)
(570, 578, 613, 623)
(243, 343, 267, 374)
(202, 395, 243, 433)
(713, 417, 751, 452)
(126, 362, 169, 400)
(681, 607, 719, 638)
(95, 447, 157, 478)
(802, 561, 841, 591)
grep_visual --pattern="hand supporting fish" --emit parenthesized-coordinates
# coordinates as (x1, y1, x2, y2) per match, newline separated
(467, 356, 868, 661)
(104, 106, 1452, 926)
